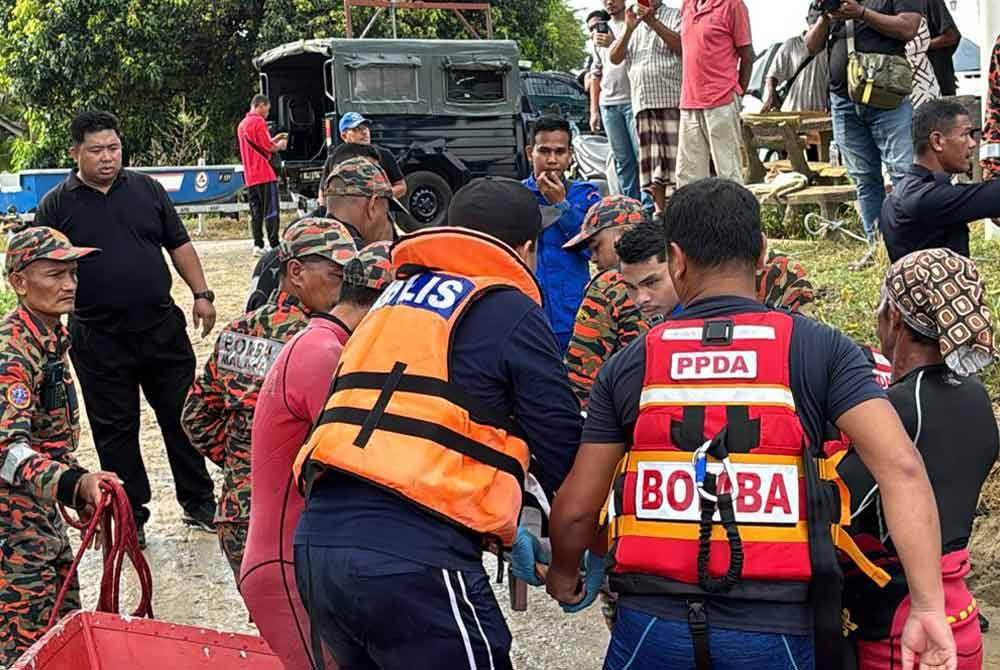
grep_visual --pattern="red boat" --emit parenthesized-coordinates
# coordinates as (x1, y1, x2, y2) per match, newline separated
(11, 611, 283, 670)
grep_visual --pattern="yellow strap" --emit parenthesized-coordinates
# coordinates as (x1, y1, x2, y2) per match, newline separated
(832, 526, 891, 588)
(862, 80, 874, 105)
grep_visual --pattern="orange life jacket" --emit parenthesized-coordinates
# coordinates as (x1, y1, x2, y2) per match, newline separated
(293, 227, 539, 547)
(605, 310, 889, 602)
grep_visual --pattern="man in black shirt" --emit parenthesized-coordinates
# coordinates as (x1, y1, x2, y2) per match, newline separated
(34, 111, 217, 542)
(924, 0, 961, 97)
(806, 0, 921, 248)
(880, 99, 999, 261)
(337, 112, 407, 199)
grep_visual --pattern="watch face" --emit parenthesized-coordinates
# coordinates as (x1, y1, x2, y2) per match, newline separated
(197, 290, 215, 303)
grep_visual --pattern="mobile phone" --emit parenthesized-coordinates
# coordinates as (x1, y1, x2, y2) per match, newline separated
(637, 0, 651, 9)
(595, 21, 610, 34)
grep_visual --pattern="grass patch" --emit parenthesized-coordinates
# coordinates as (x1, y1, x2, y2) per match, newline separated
(0, 290, 15, 313)
(182, 212, 300, 241)
(775, 221, 1000, 401)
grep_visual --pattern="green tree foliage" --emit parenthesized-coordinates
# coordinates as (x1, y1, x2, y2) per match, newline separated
(0, 0, 584, 168)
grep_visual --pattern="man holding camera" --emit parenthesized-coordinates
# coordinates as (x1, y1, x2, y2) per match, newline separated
(806, 0, 921, 255)
(589, 4, 643, 204)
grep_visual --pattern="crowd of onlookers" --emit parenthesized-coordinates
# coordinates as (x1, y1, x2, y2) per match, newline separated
(581, 0, 1000, 265)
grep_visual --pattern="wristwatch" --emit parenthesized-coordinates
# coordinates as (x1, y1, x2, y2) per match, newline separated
(193, 289, 215, 303)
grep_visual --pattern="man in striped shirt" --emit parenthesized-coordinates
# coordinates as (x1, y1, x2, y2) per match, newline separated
(609, 0, 683, 215)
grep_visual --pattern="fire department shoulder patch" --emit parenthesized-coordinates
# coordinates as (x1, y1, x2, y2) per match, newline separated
(7, 382, 31, 409)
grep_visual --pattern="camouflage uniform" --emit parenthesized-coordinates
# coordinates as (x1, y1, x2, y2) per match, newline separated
(757, 251, 816, 316)
(0, 227, 99, 666)
(563, 196, 647, 409)
(565, 271, 649, 409)
(182, 218, 357, 585)
(344, 241, 394, 290)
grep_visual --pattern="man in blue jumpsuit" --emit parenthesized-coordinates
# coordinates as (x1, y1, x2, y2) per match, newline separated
(522, 116, 601, 354)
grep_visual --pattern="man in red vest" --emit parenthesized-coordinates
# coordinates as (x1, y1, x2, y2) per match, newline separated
(545, 178, 956, 670)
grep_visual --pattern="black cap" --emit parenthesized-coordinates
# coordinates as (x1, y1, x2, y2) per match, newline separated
(448, 177, 543, 248)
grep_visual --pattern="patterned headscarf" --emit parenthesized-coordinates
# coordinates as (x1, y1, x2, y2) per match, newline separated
(882, 248, 996, 376)
(756, 251, 815, 316)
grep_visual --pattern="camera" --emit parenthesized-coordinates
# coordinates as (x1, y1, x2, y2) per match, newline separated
(812, 0, 843, 12)
(595, 21, 610, 34)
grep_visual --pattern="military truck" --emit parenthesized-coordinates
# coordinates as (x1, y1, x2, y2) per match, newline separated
(253, 38, 589, 229)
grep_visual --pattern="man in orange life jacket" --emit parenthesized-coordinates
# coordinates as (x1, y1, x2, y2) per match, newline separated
(544, 178, 957, 670)
(292, 177, 583, 670)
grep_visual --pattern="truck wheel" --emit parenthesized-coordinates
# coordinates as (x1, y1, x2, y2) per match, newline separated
(398, 171, 453, 232)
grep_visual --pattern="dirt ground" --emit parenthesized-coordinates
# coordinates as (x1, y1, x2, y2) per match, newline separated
(65, 239, 1000, 668)
(68, 240, 610, 669)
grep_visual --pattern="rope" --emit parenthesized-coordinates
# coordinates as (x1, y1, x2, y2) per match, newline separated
(47, 480, 154, 628)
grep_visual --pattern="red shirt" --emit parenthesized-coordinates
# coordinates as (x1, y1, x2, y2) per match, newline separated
(243, 314, 350, 577)
(237, 112, 277, 187)
(680, 0, 753, 110)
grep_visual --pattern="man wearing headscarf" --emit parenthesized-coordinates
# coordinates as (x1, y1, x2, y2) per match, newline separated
(840, 248, 997, 670)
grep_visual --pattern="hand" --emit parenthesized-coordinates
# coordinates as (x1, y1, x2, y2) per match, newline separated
(830, 0, 864, 21)
(636, 4, 655, 24)
(537, 171, 567, 206)
(560, 551, 605, 613)
(76, 471, 122, 508)
(511, 527, 551, 586)
(590, 111, 602, 133)
(275, 138, 288, 151)
(900, 608, 957, 670)
(545, 564, 584, 609)
(760, 95, 776, 114)
(593, 32, 613, 48)
(192, 298, 216, 338)
(624, 7, 638, 30)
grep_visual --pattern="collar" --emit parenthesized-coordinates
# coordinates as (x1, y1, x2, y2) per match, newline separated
(274, 290, 306, 315)
(892, 363, 949, 388)
(677, 295, 765, 318)
(689, 0, 721, 18)
(908, 163, 952, 185)
(66, 168, 127, 192)
(308, 312, 353, 337)
(15, 305, 69, 356)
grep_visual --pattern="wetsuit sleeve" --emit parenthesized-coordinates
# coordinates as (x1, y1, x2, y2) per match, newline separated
(182, 334, 228, 466)
(283, 332, 343, 424)
(502, 305, 583, 497)
(0, 354, 69, 503)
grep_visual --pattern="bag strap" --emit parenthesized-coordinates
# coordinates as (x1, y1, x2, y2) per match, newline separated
(846, 19, 856, 57)
(775, 49, 818, 108)
(240, 129, 273, 161)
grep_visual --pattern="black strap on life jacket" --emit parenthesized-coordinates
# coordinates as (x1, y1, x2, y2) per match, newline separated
(696, 431, 744, 595)
(687, 600, 712, 670)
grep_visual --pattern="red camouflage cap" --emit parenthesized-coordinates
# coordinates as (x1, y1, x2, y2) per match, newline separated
(563, 194, 645, 252)
(5, 226, 101, 276)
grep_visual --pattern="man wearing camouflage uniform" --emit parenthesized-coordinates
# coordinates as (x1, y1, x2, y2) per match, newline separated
(563, 195, 648, 409)
(182, 219, 358, 585)
(0, 227, 120, 665)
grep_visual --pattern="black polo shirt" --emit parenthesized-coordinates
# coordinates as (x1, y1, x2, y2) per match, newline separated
(34, 170, 191, 332)
(880, 164, 1000, 262)
(826, 0, 924, 99)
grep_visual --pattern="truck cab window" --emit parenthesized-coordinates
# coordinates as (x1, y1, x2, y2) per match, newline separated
(447, 69, 505, 103)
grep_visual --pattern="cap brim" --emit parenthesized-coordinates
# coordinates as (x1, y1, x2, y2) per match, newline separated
(562, 231, 592, 252)
(47, 246, 101, 263)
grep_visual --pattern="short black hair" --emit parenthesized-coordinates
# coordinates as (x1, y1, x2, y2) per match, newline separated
(70, 111, 120, 146)
(251, 94, 270, 108)
(616, 219, 667, 265)
(586, 9, 611, 23)
(913, 99, 969, 154)
(338, 283, 384, 308)
(529, 116, 572, 145)
(323, 142, 382, 187)
(664, 179, 763, 270)
(448, 177, 541, 248)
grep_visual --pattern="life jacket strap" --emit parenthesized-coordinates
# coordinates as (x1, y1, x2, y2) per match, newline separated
(687, 600, 713, 670)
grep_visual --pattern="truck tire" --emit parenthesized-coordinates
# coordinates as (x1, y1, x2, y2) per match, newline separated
(398, 171, 453, 232)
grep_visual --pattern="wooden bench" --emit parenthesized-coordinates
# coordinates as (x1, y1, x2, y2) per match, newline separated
(741, 112, 838, 185)
(747, 183, 858, 227)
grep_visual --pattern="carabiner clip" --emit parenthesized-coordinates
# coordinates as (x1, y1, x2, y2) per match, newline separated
(691, 440, 740, 504)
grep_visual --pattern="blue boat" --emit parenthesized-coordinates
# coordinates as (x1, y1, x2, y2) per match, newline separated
(0, 165, 246, 214)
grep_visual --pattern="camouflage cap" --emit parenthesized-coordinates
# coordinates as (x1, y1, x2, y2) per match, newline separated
(323, 157, 409, 214)
(277, 217, 358, 266)
(344, 240, 394, 290)
(563, 195, 645, 251)
(5, 226, 101, 276)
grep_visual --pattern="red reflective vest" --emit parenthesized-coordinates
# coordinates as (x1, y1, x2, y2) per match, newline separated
(606, 311, 888, 600)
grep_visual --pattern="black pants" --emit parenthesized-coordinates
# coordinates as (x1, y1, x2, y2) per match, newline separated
(69, 306, 214, 525)
(247, 181, 280, 249)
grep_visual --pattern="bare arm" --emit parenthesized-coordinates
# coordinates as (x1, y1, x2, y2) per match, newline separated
(643, 12, 682, 54)
(805, 13, 831, 56)
(546, 441, 626, 603)
(391, 181, 407, 199)
(928, 26, 960, 52)
(831, 1, 920, 43)
(737, 44, 755, 94)
(609, 16, 637, 66)
(169, 242, 217, 337)
(836, 398, 943, 612)
(761, 76, 779, 113)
